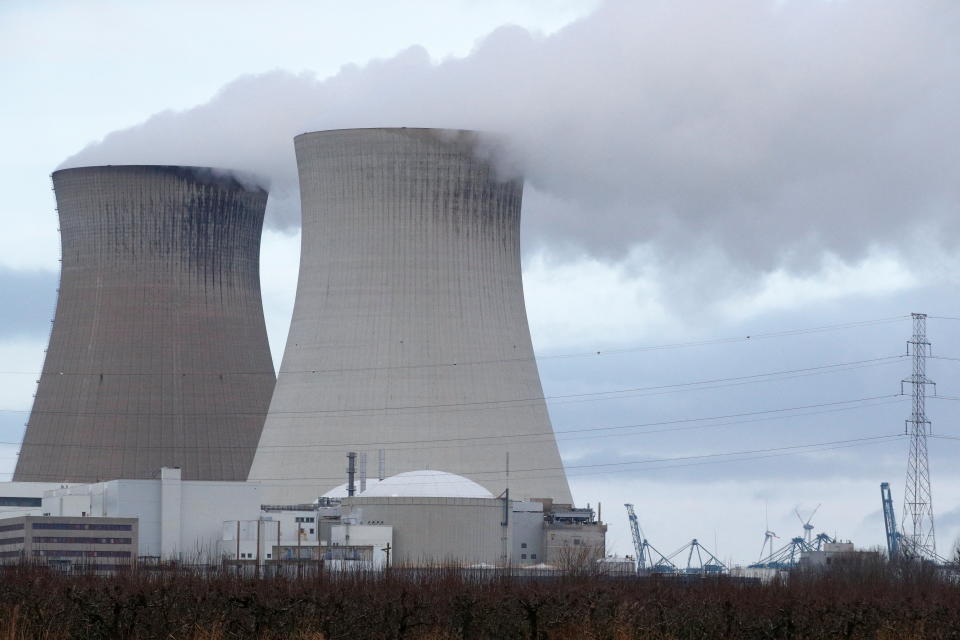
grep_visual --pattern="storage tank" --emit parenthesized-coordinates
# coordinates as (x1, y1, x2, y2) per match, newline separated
(14, 165, 276, 482)
(248, 128, 572, 504)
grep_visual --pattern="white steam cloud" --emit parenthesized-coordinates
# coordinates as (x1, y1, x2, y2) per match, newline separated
(62, 0, 960, 282)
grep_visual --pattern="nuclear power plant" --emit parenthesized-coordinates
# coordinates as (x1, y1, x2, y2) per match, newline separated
(248, 128, 572, 504)
(0, 132, 599, 571)
(13, 165, 276, 483)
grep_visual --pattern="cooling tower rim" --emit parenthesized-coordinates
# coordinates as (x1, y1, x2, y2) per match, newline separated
(293, 127, 499, 143)
(51, 165, 268, 194)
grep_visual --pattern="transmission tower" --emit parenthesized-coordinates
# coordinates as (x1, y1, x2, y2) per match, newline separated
(901, 312, 936, 558)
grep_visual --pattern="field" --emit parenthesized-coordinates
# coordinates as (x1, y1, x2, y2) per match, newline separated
(0, 560, 958, 639)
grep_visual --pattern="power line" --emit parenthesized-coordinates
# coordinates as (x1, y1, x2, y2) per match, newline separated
(0, 315, 909, 378)
(0, 354, 906, 418)
(2, 433, 905, 483)
(3, 394, 904, 453)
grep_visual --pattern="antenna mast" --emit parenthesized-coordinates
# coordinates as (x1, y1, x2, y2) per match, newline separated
(902, 312, 936, 558)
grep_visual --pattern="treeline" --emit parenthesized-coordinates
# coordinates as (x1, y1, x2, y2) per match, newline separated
(0, 560, 958, 639)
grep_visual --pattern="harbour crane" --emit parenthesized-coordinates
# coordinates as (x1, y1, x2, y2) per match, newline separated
(624, 503, 677, 573)
(880, 482, 900, 559)
(625, 503, 644, 571)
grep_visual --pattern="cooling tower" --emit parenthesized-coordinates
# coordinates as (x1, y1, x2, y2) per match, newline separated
(14, 165, 276, 482)
(248, 128, 573, 504)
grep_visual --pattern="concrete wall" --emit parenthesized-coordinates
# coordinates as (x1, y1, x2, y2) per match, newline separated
(15, 165, 276, 483)
(330, 524, 391, 566)
(511, 501, 545, 565)
(249, 129, 572, 504)
(0, 482, 72, 518)
(544, 523, 607, 566)
(42, 472, 263, 560)
(340, 495, 506, 566)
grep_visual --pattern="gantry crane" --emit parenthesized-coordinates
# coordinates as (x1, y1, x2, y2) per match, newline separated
(881, 482, 900, 559)
(624, 503, 679, 574)
(625, 503, 644, 571)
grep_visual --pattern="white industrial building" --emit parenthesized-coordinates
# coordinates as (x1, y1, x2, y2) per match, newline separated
(1, 466, 605, 568)
(0, 482, 74, 518)
(40, 468, 265, 561)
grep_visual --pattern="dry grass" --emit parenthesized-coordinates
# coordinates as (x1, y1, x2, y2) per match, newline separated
(0, 559, 956, 639)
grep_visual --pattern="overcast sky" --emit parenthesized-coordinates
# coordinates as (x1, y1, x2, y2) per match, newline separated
(2, 0, 959, 565)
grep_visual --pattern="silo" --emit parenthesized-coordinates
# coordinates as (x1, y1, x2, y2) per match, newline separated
(14, 165, 276, 482)
(248, 128, 573, 504)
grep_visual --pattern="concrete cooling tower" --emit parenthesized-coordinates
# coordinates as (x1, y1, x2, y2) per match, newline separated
(248, 128, 573, 504)
(14, 165, 276, 483)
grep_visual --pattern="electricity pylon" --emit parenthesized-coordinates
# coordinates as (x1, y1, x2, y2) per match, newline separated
(901, 312, 936, 559)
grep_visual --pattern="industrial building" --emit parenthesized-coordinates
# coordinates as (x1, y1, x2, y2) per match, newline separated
(0, 515, 137, 572)
(248, 128, 573, 505)
(15, 165, 276, 483)
(0, 482, 73, 518)
(0, 133, 598, 569)
(41, 467, 264, 560)
(35, 466, 604, 568)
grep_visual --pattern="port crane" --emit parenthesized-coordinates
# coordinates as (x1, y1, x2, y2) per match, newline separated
(880, 482, 900, 559)
(624, 503, 676, 573)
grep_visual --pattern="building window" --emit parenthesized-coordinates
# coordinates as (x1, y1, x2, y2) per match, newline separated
(309, 528, 314, 534)
(521, 554, 527, 560)
(31, 522, 132, 531)
(531, 554, 537, 560)
(0, 524, 25, 533)
(32, 537, 131, 545)
(573, 538, 581, 546)
(266, 554, 271, 559)
(521, 543, 527, 548)
(31, 550, 131, 558)
(0, 537, 25, 546)
(0, 497, 41, 507)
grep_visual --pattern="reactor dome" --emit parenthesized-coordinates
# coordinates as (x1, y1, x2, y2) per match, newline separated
(321, 478, 385, 499)
(323, 470, 495, 499)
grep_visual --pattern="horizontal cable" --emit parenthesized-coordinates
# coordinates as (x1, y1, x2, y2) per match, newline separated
(0, 315, 909, 377)
(2, 434, 905, 484)
(0, 355, 906, 418)
(4, 394, 904, 453)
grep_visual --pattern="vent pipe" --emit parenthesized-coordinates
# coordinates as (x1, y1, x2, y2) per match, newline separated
(359, 452, 367, 493)
(346, 452, 357, 497)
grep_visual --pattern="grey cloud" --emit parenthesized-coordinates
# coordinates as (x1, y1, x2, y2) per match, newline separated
(558, 442, 910, 485)
(938, 505, 960, 530)
(60, 0, 960, 281)
(0, 267, 57, 338)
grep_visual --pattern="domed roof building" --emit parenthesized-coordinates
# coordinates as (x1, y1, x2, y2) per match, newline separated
(323, 470, 493, 500)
